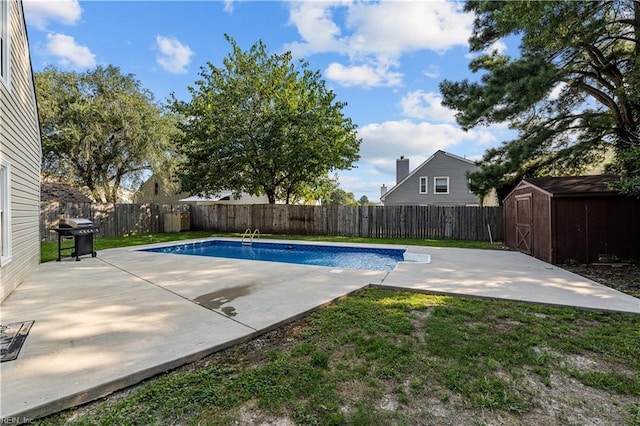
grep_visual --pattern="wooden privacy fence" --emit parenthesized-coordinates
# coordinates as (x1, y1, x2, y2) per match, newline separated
(40, 203, 503, 242)
(191, 204, 503, 241)
(40, 202, 189, 242)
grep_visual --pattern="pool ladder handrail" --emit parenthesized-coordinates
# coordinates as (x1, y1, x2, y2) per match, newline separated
(241, 228, 260, 245)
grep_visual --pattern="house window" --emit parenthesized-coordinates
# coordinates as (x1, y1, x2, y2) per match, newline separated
(0, 0, 8, 85)
(154, 182, 159, 196)
(0, 158, 11, 265)
(419, 176, 428, 194)
(434, 176, 449, 194)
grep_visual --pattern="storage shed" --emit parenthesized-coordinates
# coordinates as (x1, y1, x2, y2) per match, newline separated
(503, 175, 640, 264)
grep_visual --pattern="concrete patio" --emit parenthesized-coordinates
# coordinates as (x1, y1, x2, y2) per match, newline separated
(1, 239, 638, 423)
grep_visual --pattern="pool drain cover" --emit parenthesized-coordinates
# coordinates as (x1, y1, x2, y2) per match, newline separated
(1, 320, 35, 362)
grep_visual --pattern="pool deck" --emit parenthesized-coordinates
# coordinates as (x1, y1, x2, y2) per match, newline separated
(1, 238, 639, 423)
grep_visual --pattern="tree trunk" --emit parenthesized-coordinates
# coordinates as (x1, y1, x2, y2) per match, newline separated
(266, 189, 276, 204)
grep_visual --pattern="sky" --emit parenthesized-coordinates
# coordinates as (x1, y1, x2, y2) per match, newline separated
(23, 0, 516, 203)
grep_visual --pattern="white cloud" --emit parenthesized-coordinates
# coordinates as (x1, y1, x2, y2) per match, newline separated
(287, 1, 472, 58)
(285, 1, 472, 88)
(325, 62, 402, 88)
(222, 0, 234, 13)
(23, 0, 82, 30)
(490, 40, 508, 55)
(335, 173, 374, 194)
(344, 1, 473, 56)
(466, 39, 509, 60)
(549, 82, 567, 100)
(357, 120, 497, 175)
(155, 35, 194, 74)
(286, 2, 346, 55)
(424, 65, 440, 79)
(399, 90, 456, 123)
(45, 33, 96, 69)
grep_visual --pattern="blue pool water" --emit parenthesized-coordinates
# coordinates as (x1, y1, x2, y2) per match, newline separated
(140, 240, 405, 271)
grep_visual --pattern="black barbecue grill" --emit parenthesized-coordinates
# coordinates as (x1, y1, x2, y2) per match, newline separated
(52, 218, 99, 261)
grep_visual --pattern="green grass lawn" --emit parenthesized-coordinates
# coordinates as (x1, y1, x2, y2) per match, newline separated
(41, 231, 214, 263)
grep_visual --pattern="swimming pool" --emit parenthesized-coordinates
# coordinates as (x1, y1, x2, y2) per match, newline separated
(139, 240, 406, 271)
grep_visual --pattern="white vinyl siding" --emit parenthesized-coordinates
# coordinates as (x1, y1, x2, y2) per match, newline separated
(419, 176, 427, 194)
(0, 0, 9, 85)
(0, 158, 11, 264)
(0, 0, 41, 302)
(434, 176, 449, 194)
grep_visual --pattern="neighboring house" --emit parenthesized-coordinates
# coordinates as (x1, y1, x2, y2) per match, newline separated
(503, 175, 640, 264)
(133, 175, 269, 205)
(380, 150, 497, 206)
(178, 193, 269, 205)
(0, 0, 42, 301)
(132, 175, 190, 204)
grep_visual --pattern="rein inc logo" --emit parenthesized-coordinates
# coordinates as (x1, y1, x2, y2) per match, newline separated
(1, 417, 33, 424)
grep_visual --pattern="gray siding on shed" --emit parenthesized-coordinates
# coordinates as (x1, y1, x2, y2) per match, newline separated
(0, 0, 42, 301)
(382, 151, 480, 206)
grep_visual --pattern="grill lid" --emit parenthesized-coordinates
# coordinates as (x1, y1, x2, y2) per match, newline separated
(59, 218, 93, 228)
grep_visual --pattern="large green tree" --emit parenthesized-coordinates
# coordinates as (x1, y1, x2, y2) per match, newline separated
(170, 35, 361, 204)
(36, 65, 179, 202)
(440, 0, 640, 201)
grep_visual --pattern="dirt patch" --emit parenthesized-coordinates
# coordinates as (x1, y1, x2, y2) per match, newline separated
(562, 261, 640, 297)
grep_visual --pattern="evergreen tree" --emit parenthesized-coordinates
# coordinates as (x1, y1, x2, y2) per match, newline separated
(440, 0, 640, 200)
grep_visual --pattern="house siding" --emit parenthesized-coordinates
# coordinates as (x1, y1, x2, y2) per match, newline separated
(133, 177, 188, 204)
(383, 151, 481, 206)
(134, 175, 270, 205)
(0, 0, 41, 301)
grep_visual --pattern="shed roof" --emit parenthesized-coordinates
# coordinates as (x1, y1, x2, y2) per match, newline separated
(41, 181, 92, 203)
(519, 175, 621, 197)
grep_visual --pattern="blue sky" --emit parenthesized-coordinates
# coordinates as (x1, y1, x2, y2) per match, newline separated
(24, 0, 515, 202)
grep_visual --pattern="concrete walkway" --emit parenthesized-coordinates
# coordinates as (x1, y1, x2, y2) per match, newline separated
(1, 239, 638, 423)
